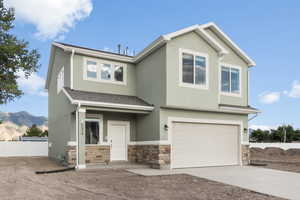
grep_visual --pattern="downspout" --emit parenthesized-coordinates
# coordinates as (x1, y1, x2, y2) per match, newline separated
(70, 49, 75, 89)
(75, 102, 81, 168)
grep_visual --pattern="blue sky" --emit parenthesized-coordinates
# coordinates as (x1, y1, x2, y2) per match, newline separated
(1, 0, 300, 129)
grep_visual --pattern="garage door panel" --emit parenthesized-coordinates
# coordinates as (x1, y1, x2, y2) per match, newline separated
(172, 122, 239, 168)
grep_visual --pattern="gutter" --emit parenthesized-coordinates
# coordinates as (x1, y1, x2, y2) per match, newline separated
(62, 88, 154, 112)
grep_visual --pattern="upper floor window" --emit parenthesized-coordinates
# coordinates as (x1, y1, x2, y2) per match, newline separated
(57, 67, 64, 93)
(180, 49, 208, 89)
(84, 58, 126, 85)
(221, 64, 241, 95)
(86, 60, 97, 79)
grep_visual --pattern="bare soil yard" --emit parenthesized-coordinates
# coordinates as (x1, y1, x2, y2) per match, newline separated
(0, 157, 283, 200)
(250, 147, 300, 173)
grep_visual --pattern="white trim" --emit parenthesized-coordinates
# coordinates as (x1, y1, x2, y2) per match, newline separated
(134, 36, 169, 63)
(107, 120, 130, 161)
(53, 42, 134, 63)
(83, 57, 127, 85)
(128, 140, 170, 145)
(67, 141, 77, 146)
(62, 87, 74, 102)
(194, 28, 228, 56)
(70, 49, 75, 89)
(73, 100, 154, 111)
(62, 88, 154, 111)
(167, 117, 244, 169)
(219, 105, 260, 114)
(78, 108, 86, 113)
(76, 164, 86, 169)
(219, 63, 242, 97)
(201, 22, 256, 66)
(178, 48, 209, 90)
(57, 66, 64, 94)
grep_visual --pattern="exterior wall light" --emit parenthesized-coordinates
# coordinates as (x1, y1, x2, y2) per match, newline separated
(164, 124, 169, 131)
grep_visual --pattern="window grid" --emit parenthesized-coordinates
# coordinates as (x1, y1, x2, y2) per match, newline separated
(84, 59, 125, 84)
(221, 65, 241, 95)
(181, 50, 208, 88)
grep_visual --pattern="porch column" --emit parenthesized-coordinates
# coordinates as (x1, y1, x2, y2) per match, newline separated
(77, 107, 86, 168)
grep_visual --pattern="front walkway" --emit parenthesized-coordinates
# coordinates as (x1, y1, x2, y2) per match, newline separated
(128, 166, 300, 200)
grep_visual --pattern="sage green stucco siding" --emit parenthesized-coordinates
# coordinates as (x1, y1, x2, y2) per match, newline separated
(73, 55, 136, 95)
(160, 108, 249, 143)
(165, 31, 248, 109)
(204, 28, 248, 106)
(135, 46, 167, 141)
(48, 48, 76, 161)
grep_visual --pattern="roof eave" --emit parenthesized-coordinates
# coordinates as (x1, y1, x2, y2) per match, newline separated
(133, 36, 169, 63)
(45, 45, 56, 89)
(202, 22, 256, 67)
(62, 88, 154, 112)
(219, 105, 261, 114)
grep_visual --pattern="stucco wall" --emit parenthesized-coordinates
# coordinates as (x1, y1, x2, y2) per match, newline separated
(135, 46, 167, 141)
(72, 55, 136, 95)
(48, 48, 75, 161)
(166, 31, 248, 110)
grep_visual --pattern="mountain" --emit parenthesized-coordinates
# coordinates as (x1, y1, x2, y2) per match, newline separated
(0, 111, 48, 141)
(0, 111, 47, 127)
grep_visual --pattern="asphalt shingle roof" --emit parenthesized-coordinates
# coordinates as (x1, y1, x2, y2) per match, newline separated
(64, 87, 153, 107)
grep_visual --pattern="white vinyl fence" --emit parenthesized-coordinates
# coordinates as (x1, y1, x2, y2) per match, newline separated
(250, 143, 300, 150)
(0, 141, 48, 157)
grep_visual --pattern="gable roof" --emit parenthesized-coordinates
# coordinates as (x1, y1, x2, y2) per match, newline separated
(134, 22, 256, 65)
(46, 22, 256, 89)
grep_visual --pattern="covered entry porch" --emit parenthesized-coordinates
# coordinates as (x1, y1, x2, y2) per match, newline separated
(62, 87, 154, 169)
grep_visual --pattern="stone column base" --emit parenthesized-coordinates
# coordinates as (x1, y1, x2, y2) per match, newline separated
(241, 144, 250, 165)
(66, 145, 110, 166)
(128, 145, 170, 169)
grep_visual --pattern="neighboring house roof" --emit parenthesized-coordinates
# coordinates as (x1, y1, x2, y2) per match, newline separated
(46, 22, 256, 89)
(63, 87, 154, 111)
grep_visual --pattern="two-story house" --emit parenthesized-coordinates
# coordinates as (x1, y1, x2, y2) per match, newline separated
(46, 22, 259, 169)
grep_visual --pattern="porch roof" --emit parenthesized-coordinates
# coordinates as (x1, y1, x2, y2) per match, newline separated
(63, 87, 154, 111)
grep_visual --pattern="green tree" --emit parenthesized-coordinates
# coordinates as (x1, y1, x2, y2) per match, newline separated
(26, 124, 43, 137)
(41, 130, 48, 137)
(250, 129, 270, 142)
(0, 0, 40, 104)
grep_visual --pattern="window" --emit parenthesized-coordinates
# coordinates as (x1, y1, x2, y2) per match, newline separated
(180, 49, 208, 88)
(86, 60, 97, 79)
(57, 67, 64, 93)
(84, 58, 125, 84)
(85, 121, 100, 144)
(221, 65, 241, 95)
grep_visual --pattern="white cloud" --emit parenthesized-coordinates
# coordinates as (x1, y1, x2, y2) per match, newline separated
(249, 125, 278, 131)
(259, 92, 281, 104)
(288, 80, 300, 98)
(4, 0, 93, 39)
(17, 71, 47, 97)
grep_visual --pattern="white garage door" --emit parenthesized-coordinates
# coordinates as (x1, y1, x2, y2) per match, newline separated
(172, 122, 240, 168)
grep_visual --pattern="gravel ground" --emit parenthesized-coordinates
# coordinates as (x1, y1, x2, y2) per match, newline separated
(0, 157, 284, 200)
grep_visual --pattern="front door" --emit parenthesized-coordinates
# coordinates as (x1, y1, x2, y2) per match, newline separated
(108, 121, 129, 161)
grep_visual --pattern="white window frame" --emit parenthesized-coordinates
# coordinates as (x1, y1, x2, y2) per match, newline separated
(57, 66, 64, 94)
(178, 48, 209, 90)
(83, 57, 127, 85)
(85, 116, 105, 146)
(220, 63, 242, 97)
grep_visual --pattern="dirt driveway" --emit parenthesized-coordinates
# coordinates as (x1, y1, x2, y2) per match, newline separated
(0, 157, 283, 200)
